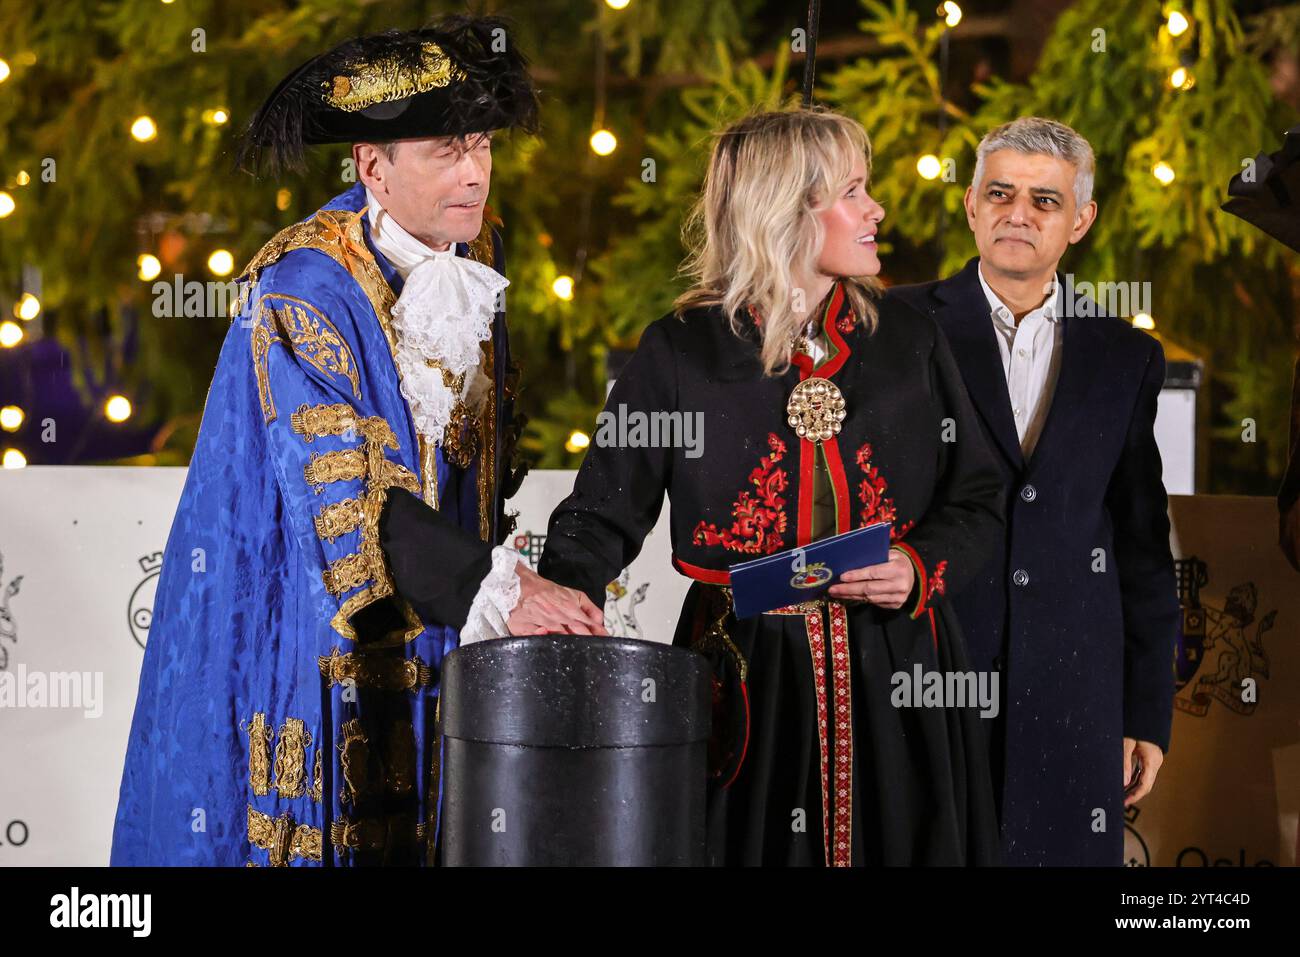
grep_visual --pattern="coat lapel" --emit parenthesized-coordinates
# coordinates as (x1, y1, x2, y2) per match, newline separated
(1022, 289, 1112, 473)
(930, 258, 1025, 470)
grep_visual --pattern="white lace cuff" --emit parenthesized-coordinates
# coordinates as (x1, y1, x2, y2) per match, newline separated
(458, 546, 523, 645)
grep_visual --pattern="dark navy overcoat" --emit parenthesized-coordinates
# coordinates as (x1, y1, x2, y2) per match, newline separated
(890, 257, 1179, 866)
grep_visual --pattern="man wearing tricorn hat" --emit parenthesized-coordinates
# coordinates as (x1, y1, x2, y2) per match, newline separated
(111, 15, 604, 867)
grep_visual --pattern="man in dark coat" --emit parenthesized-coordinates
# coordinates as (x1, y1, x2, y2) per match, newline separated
(889, 117, 1179, 866)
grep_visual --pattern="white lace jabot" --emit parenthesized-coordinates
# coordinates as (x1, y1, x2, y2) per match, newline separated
(366, 188, 523, 643)
(365, 187, 509, 450)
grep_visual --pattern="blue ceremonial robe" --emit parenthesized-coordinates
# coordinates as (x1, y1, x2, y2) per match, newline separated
(110, 184, 518, 866)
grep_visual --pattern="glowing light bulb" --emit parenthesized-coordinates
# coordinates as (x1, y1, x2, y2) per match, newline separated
(1152, 162, 1176, 186)
(0, 191, 15, 217)
(1133, 312, 1155, 330)
(917, 154, 943, 180)
(939, 2, 962, 28)
(566, 430, 591, 453)
(1167, 11, 1189, 37)
(131, 116, 158, 142)
(208, 249, 234, 276)
(0, 59, 10, 84)
(0, 406, 23, 431)
(15, 170, 29, 186)
(138, 254, 162, 281)
(105, 395, 133, 423)
(590, 129, 617, 156)
(15, 293, 39, 320)
(552, 275, 575, 300)
(2, 448, 27, 469)
(0, 322, 22, 348)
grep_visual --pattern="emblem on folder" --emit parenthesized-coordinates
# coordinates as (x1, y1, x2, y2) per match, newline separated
(791, 562, 832, 589)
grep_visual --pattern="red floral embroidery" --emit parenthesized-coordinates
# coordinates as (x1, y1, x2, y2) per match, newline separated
(857, 441, 945, 599)
(891, 519, 915, 543)
(693, 433, 789, 555)
(855, 442, 898, 528)
(927, 560, 948, 602)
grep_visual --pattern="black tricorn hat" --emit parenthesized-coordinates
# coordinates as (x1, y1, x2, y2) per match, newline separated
(1221, 124, 1300, 254)
(236, 15, 540, 176)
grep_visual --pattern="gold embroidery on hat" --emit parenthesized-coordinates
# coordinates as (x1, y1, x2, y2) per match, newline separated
(323, 42, 465, 113)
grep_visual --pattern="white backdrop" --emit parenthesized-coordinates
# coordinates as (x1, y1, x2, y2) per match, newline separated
(0, 467, 1293, 866)
(0, 467, 188, 867)
(0, 466, 686, 866)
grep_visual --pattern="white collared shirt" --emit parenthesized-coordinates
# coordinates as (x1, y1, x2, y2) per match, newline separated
(977, 263, 1064, 459)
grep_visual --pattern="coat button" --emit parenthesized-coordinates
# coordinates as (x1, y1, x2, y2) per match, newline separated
(1020, 484, 1037, 503)
(1012, 568, 1030, 587)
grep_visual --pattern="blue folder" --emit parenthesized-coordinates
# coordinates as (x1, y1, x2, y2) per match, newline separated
(728, 521, 892, 619)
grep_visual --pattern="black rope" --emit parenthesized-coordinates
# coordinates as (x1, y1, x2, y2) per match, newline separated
(801, 0, 821, 108)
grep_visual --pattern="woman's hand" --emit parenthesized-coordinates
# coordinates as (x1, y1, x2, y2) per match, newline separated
(827, 548, 915, 609)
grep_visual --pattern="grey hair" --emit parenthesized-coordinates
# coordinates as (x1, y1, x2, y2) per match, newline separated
(971, 117, 1095, 208)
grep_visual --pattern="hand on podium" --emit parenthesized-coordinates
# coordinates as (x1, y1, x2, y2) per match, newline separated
(508, 563, 608, 636)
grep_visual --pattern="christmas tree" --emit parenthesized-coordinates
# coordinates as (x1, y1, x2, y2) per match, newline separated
(0, 0, 1293, 491)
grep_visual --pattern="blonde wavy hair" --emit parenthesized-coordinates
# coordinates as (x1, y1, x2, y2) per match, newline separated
(674, 107, 882, 376)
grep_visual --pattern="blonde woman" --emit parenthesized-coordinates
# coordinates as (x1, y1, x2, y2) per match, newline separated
(540, 108, 1004, 865)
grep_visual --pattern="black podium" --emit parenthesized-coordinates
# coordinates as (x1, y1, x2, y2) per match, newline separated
(439, 635, 710, 866)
